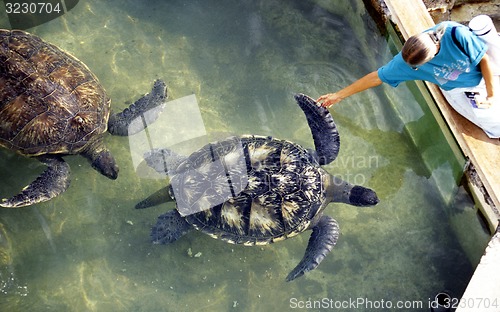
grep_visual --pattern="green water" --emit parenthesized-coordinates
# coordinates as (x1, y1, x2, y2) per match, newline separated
(0, 0, 491, 311)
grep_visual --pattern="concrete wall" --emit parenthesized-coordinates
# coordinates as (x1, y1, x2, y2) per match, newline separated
(364, 0, 500, 30)
(424, 0, 500, 29)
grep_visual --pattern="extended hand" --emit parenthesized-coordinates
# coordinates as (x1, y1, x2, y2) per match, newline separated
(316, 93, 343, 108)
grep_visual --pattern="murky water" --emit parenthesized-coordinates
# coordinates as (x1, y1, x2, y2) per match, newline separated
(0, 0, 491, 311)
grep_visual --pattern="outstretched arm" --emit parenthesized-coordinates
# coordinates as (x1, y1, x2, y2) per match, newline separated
(316, 71, 383, 108)
(479, 54, 497, 108)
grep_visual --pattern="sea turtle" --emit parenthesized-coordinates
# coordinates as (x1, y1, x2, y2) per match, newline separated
(136, 94, 379, 281)
(0, 29, 167, 208)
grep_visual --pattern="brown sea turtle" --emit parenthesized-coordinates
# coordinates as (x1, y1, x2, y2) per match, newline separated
(0, 29, 167, 208)
(136, 94, 379, 281)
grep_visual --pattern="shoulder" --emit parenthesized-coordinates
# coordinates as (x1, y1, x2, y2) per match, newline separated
(378, 53, 416, 86)
(449, 23, 475, 40)
(439, 21, 487, 64)
(438, 21, 482, 46)
(379, 53, 407, 73)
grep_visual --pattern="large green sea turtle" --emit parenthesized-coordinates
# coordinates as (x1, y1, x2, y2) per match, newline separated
(137, 94, 379, 281)
(0, 29, 167, 208)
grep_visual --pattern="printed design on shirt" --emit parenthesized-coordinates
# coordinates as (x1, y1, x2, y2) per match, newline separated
(433, 58, 471, 85)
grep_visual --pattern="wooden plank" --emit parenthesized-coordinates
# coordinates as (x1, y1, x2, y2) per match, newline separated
(385, 0, 500, 214)
(385, 0, 434, 37)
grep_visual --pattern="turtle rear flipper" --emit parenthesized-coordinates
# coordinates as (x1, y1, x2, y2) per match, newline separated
(294, 94, 340, 165)
(151, 210, 192, 244)
(107, 79, 167, 136)
(286, 215, 339, 282)
(1, 156, 70, 208)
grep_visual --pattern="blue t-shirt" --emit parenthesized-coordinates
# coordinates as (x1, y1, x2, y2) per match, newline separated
(378, 21, 487, 91)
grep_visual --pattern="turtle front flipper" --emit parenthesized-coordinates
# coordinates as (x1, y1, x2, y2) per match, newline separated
(286, 215, 339, 282)
(107, 79, 167, 136)
(294, 94, 340, 165)
(1, 156, 70, 208)
(151, 210, 192, 244)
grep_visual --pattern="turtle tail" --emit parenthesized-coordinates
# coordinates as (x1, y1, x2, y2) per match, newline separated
(135, 186, 172, 209)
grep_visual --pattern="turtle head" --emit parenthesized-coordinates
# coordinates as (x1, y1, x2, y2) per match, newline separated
(329, 176, 379, 207)
(82, 142, 119, 180)
(91, 149, 119, 180)
(348, 186, 379, 206)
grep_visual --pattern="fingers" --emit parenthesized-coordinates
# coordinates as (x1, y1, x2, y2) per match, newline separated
(316, 94, 331, 108)
(320, 100, 332, 108)
(316, 96, 329, 108)
(316, 93, 339, 108)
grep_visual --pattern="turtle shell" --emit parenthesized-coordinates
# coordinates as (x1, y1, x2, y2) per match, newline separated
(169, 135, 330, 246)
(0, 29, 110, 156)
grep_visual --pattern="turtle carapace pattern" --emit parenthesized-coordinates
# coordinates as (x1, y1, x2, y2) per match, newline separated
(0, 29, 167, 208)
(137, 94, 379, 282)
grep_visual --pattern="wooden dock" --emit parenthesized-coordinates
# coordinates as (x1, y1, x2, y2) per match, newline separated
(385, 0, 500, 224)
(383, 0, 500, 309)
